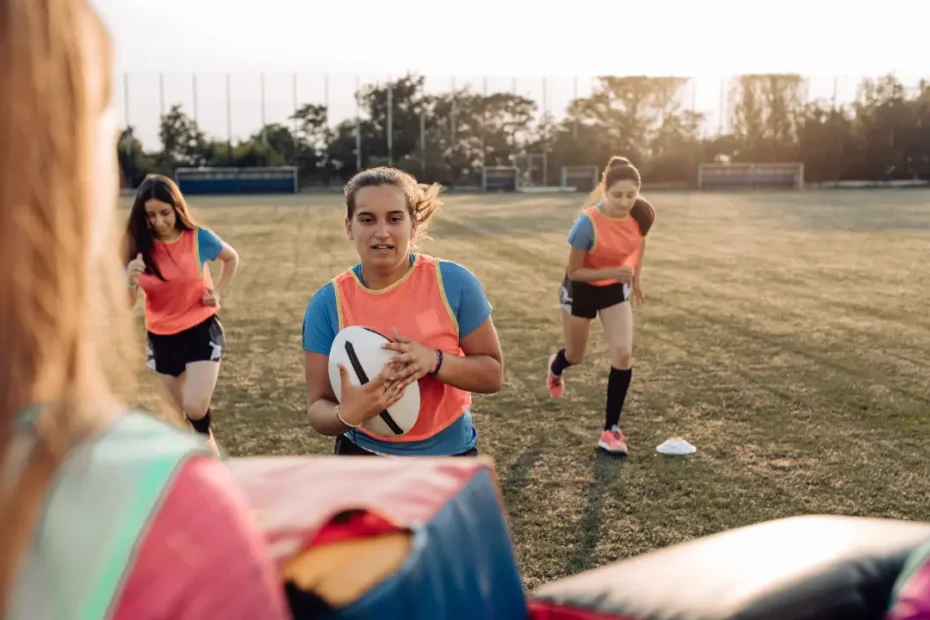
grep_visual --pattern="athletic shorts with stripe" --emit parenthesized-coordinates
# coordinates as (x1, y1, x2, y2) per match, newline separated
(559, 275, 630, 319)
(146, 315, 226, 377)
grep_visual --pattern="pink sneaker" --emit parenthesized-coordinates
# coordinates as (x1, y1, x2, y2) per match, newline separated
(598, 427, 628, 455)
(547, 354, 564, 398)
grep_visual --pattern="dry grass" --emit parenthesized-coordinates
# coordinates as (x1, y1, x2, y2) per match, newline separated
(121, 188, 930, 590)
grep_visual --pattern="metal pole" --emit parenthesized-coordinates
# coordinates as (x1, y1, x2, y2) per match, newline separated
(292, 74, 298, 134)
(718, 76, 725, 135)
(420, 109, 426, 179)
(323, 74, 330, 128)
(542, 76, 548, 186)
(450, 77, 456, 144)
(387, 79, 393, 167)
(158, 73, 165, 118)
(482, 76, 488, 168)
(123, 72, 130, 128)
(573, 76, 578, 139)
(260, 73, 267, 145)
(355, 74, 362, 171)
(192, 73, 198, 123)
(122, 73, 131, 155)
(226, 73, 232, 165)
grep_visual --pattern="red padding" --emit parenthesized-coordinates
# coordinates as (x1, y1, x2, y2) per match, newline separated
(528, 600, 636, 620)
(306, 509, 405, 549)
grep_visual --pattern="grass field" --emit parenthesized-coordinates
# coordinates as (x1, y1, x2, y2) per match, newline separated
(124, 188, 930, 591)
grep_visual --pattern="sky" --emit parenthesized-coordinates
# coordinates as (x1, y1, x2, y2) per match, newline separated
(90, 0, 929, 149)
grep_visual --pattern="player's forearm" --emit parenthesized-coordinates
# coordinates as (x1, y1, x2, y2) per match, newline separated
(567, 267, 617, 283)
(434, 352, 503, 394)
(634, 241, 647, 280)
(213, 255, 240, 296)
(307, 397, 352, 436)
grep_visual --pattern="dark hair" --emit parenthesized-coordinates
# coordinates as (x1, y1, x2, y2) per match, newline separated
(124, 174, 197, 281)
(344, 167, 442, 249)
(602, 155, 642, 190)
(595, 156, 655, 236)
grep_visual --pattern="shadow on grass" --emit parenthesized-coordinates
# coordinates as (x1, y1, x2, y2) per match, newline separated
(498, 434, 547, 517)
(563, 450, 626, 576)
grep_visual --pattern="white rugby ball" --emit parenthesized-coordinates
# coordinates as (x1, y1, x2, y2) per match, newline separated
(328, 325, 420, 437)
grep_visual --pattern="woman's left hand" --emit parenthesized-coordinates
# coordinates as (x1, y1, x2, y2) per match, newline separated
(381, 327, 438, 388)
(632, 280, 645, 306)
(203, 287, 221, 307)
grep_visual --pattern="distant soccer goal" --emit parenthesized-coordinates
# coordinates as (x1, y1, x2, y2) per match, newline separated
(697, 162, 804, 190)
(174, 166, 298, 195)
(481, 166, 519, 192)
(560, 166, 599, 192)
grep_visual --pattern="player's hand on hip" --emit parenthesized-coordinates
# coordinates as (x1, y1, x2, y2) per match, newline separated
(202, 287, 220, 306)
(126, 253, 145, 286)
(632, 282, 645, 305)
(336, 363, 406, 426)
(611, 266, 635, 284)
(382, 327, 437, 388)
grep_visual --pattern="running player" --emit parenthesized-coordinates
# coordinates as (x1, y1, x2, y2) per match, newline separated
(302, 167, 504, 457)
(545, 156, 656, 455)
(124, 174, 240, 453)
(0, 1, 288, 617)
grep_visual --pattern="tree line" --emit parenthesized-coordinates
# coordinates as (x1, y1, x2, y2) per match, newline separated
(118, 72, 930, 189)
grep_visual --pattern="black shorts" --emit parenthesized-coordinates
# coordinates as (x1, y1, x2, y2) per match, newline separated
(333, 435, 479, 458)
(559, 274, 629, 319)
(146, 315, 226, 377)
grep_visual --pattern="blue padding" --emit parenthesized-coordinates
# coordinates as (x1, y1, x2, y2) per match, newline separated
(177, 178, 295, 195)
(325, 468, 527, 620)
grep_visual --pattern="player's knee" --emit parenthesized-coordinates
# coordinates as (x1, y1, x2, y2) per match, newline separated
(182, 398, 210, 421)
(610, 347, 633, 370)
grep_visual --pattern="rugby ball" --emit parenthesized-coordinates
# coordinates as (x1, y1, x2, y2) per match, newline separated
(328, 325, 420, 437)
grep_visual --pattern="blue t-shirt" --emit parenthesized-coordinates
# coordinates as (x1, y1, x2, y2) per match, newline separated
(197, 228, 224, 265)
(302, 255, 493, 456)
(567, 211, 596, 252)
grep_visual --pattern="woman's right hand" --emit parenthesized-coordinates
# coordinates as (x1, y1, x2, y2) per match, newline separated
(610, 266, 635, 284)
(336, 363, 406, 427)
(126, 253, 145, 286)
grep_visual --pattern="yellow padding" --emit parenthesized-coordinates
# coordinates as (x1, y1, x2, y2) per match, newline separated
(282, 533, 413, 606)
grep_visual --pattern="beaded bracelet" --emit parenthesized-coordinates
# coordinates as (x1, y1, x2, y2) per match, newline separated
(427, 349, 444, 377)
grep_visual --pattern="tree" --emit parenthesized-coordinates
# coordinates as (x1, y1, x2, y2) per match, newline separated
(119, 71, 930, 188)
(157, 104, 208, 170)
(117, 127, 157, 188)
(727, 73, 805, 162)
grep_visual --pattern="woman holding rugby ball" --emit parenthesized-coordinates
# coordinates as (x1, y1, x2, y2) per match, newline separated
(546, 156, 655, 456)
(302, 167, 504, 457)
(125, 174, 240, 454)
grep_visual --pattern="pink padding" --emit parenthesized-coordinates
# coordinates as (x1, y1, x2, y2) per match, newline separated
(227, 456, 486, 570)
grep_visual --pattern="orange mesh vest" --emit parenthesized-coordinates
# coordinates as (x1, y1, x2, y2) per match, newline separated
(138, 229, 217, 335)
(583, 206, 644, 286)
(332, 254, 472, 443)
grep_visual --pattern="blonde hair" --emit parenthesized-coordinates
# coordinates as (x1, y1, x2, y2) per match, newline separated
(344, 167, 443, 249)
(0, 0, 141, 611)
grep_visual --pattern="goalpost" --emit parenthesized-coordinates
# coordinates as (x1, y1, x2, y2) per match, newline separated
(559, 166, 599, 192)
(697, 162, 804, 190)
(174, 166, 299, 195)
(481, 166, 519, 192)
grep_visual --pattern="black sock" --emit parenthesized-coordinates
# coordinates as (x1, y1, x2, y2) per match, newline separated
(604, 367, 632, 430)
(550, 349, 573, 376)
(188, 408, 212, 435)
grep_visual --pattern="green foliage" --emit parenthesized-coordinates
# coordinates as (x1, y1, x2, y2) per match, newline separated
(121, 73, 930, 188)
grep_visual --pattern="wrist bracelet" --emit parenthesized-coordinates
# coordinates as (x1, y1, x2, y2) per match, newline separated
(335, 405, 360, 429)
(427, 349, 444, 377)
